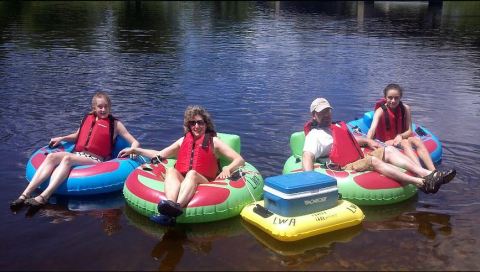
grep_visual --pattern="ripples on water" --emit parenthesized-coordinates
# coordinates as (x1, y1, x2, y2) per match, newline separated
(1, 1, 480, 270)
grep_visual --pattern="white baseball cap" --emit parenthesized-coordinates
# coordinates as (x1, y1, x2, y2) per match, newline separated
(310, 98, 332, 113)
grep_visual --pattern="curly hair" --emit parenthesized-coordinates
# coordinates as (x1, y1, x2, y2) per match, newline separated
(183, 105, 216, 134)
(90, 91, 112, 113)
(383, 83, 404, 98)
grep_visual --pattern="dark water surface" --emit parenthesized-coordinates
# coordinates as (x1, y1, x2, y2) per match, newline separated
(1, 1, 480, 270)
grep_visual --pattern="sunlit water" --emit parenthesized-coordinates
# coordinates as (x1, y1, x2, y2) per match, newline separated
(1, 1, 480, 270)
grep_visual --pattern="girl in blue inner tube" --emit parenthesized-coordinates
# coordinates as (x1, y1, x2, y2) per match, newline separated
(366, 84, 455, 191)
(10, 91, 140, 208)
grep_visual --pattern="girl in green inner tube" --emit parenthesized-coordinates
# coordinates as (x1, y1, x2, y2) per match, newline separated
(119, 105, 245, 226)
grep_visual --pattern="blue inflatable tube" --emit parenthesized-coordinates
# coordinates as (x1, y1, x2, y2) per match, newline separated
(25, 136, 145, 195)
(347, 111, 442, 164)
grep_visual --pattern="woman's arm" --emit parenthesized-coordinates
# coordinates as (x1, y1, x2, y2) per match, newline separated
(213, 137, 245, 179)
(118, 137, 183, 159)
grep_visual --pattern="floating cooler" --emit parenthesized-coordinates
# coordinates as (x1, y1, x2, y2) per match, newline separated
(263, 171, 338, 217)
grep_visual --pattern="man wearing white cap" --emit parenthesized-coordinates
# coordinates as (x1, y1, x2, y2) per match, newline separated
(302, 97, 454, 194)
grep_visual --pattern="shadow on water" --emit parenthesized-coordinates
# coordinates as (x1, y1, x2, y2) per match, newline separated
(10, 191, 125, 235)
(241, 219, 362, 268)
(124, 205, 244, 271)
(361, 197, 452, 240)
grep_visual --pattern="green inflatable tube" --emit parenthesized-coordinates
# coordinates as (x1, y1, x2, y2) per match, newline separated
(283, 131, 417, 206)
(123, 133, 264, 223)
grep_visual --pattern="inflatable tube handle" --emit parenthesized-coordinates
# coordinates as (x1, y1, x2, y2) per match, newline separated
(253, 204, 273, 218)
(415, 126, 427, 137)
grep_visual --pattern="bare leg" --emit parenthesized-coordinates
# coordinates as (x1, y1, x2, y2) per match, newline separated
(383, 146, 431, 178)
(19, 152, 69, 199)
(30, 154, 98, 202)
(409, 137, 436, 171)
(164, 167, 183, 202)
(176, 170, 209, 208)
(371, 157, 424, 187)
(400, 139, 422, 167)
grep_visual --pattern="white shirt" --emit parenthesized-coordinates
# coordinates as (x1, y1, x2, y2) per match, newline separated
(303, 128, 333, 160)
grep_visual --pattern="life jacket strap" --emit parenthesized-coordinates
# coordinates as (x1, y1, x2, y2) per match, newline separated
(108, 114, 115, 153)
(380, 104, 391, 131)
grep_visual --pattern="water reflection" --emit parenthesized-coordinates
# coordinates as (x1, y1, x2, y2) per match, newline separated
(280, 1, 358, 16)
(11, 192, 124, 235)
(242, 219, 362, 268)
(115, 2, 180, 53)
(363, 198, 452, 240)
(124, 205, 244, 270)
(211, 1, 253, 21)
(361, 196, 418, 222)
(151, 228, 188, 271)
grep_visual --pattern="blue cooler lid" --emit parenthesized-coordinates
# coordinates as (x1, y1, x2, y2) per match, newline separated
(264, 171, 337, 194)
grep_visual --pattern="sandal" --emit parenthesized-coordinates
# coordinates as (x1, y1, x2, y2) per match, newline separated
(421, 171, 438, 194)
(420, 178, 433, 194)
(422, 170, 445, 194)
(157, 200, 183, 217)
(149, 214, 176, 226)
(25, 195, 48, 207)
(10, 194, 28, 208)
(439, 169, 456, 185)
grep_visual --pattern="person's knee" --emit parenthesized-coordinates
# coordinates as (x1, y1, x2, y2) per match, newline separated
(166, 167, 183, 179)
(409, 137, 421, 144)
(411, 138, 426, 150)
(400, 139, 412, 148)
(384, 145, 397, 155)
(185, 170, 201, 180)
(184, 170, 208, 185)
(45, 153, 54, 161)
(370, 156, 383, 169)
(165, 167, 177, 175)
(60, 155, 73, 166)
(45, 152, 60, 163)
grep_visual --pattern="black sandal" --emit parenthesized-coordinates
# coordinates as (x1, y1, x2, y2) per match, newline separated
(150, 214, 176, 226)
(423, 170, 446, 194)
(25, 195, 48, 207)
(421, 171, 440, 194)
(439, 169, 456, 185)
(10, 194, 28, 208)
(157, 200, 183, 217)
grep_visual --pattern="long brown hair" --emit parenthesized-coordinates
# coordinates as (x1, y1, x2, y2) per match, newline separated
(183, 105, 216, 134)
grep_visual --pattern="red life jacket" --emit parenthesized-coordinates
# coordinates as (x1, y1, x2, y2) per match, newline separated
(329, 121, 364, 166)
(74, 113, 115, 159)
(304, 120, 364, 167)
(303, 119, 316, 135)
(374, 98, 406, 142)
(175, 132, 219, 181)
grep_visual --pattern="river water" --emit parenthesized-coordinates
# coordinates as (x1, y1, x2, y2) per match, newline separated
(1, 1, 480, 270)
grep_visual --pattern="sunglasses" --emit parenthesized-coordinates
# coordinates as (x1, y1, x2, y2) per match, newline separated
(188, 120, 206, 126)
